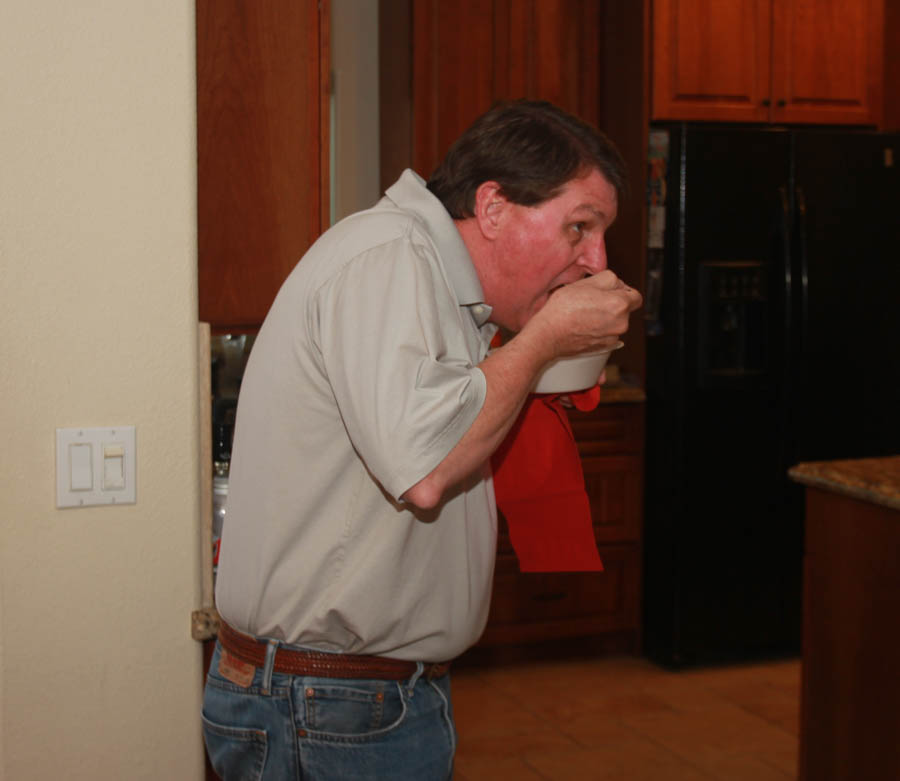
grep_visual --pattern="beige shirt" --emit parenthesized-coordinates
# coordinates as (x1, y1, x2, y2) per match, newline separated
(215, 170, 498, 661)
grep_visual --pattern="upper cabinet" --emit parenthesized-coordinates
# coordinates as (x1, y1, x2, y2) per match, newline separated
(196, 0, 329, 329)
(408, 0, 607, 180)
(651, 0, 884, 126)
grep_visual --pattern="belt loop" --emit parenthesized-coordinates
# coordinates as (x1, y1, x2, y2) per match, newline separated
(261, 638, 279, 695)
(405, 661, 425, 696)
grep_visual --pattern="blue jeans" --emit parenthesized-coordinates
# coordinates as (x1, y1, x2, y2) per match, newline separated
(202, 640, 457, 780)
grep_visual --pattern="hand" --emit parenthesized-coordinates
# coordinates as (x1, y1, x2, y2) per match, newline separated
(527, 270, 643, 358)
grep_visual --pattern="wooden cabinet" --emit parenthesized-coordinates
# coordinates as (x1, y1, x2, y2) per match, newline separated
(651, 0, 884, 126)
(196, 0, 329, 329)
(799, 488, 900, 780)
(409, 0, 605, 179)
(474, 402, 645, 655)
(790, 458, 900, 781)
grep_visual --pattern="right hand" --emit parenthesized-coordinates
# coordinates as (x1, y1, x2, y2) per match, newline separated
(524, 270, 643, 359)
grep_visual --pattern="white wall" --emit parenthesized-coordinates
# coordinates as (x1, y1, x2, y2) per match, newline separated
(331, 0, 381, 222)
(0, 1, 204, 778)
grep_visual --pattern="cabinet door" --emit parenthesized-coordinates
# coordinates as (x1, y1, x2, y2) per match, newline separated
(411, 0, 495, 179)
(771, 0, 883, 126)
(582, 455, 643, 544)
(484, 543, 641, 645)
(197, 0, 328, 329)
(652, 0, 772, 122)
(411, 0, 604, 180)
(494, 0, 603, 126)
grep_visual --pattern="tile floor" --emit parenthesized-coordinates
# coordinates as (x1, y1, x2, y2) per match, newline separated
(451, 654, 801, 780)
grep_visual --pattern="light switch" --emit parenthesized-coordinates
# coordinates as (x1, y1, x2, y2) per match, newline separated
(103, 444, 126, 490)
(56, 426, 136, 508)
(69, 443, 93, 490)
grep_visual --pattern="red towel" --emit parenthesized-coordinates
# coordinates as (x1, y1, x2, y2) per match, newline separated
(491, 386, 604, 572)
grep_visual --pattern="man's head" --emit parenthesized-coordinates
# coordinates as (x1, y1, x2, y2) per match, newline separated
(429, 101, 628, 332)
(427, 100, 627, 219)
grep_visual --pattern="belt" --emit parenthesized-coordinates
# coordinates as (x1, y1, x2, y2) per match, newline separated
(218, 622, 451, 681)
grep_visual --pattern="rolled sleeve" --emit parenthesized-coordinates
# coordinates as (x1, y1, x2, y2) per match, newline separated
(312, 237, 487, 499)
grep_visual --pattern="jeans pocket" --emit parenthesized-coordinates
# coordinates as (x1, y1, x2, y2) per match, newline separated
(202, 713, 268, 780)
(302, 680, 407, 739)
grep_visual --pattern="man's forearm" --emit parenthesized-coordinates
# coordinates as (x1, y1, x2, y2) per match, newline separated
(401, 272, 642, 509)
(399, 330, 551, 509)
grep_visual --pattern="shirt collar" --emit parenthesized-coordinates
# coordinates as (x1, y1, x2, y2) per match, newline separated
(385, 170, 493, 328)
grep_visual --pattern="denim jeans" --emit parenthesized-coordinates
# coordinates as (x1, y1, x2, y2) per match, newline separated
(202, 640, 457, 780)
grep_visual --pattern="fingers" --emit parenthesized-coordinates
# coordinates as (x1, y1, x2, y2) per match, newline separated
(580, 272, 643, 309)
(585, 269, 624, 290)
(622, 284, 643, 311)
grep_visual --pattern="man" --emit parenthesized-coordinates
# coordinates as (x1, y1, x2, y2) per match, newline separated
(202, 100, 642, 780)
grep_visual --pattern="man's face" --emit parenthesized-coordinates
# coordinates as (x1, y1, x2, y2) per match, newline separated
(484, 169, 618, 332)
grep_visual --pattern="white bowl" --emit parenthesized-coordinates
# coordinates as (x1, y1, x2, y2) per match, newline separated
(533, 341, 624, 394)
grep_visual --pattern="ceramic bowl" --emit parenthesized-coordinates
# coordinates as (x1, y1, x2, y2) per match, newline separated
(533, 341, 624, 394)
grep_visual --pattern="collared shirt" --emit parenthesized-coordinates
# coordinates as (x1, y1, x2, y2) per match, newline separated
(215, 170, 499, 661)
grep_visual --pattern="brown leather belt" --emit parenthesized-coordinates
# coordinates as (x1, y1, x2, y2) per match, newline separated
(218, 622, 450, 681)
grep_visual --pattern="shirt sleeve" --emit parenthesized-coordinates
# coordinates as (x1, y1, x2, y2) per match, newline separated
(310, 235, 487, 500)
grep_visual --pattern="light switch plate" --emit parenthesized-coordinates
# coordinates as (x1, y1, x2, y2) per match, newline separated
(56, 426, 136, 508)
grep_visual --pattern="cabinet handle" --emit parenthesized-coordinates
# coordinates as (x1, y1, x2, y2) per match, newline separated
(776, 99, 786, 107)
(762, 98, 771, 107)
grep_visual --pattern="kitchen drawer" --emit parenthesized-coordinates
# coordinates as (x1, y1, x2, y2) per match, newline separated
(481, 545, 641, 645)
(569, 402, 644, 455)
(494, 454, 641, 552)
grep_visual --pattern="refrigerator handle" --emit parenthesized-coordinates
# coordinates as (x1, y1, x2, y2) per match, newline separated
(778, 185, 793, 475)
(795, 185, 809, 365)
(779, 185, 792, 356)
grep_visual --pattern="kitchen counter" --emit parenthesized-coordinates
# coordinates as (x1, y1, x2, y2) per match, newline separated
(788, 454, 900, 511)
(789, 454, 900, 781)
(596, 381, 646, 404)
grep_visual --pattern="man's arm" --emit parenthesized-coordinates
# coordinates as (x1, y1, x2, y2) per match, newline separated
(401, 271, 642, 509)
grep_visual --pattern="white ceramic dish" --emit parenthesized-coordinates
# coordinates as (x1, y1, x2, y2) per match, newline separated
(533, 341, 624, 394)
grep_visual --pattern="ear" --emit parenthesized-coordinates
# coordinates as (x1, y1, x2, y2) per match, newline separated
(472, 181, 509, 240)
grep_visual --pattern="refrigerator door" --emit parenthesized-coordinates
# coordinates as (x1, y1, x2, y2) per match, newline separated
(792, 131, 900, 462)
(645, 125, 801, 667)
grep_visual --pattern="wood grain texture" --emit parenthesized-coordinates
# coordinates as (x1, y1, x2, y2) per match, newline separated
(197, 0, 326, 328)
(652, 0, 771, 122)
(379, 0, 413, 190)
(478, 403, 645, 653)
(800, 487, 900, 780)
(771, 0, 883, 125)
(652, 0, 883, 126)
(412, 0, 495, 179)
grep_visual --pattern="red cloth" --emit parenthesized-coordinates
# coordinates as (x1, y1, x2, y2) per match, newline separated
(491, 387, 604, 572)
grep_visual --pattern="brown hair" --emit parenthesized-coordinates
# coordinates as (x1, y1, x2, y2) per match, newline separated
(427, 100, 628, 219)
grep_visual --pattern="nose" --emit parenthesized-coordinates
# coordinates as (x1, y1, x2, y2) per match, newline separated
(576, 234, 608, 275)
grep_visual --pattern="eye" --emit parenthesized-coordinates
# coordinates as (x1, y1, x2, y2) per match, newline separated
(570, 222, 586, 241)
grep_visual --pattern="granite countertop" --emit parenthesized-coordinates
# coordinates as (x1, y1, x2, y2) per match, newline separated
(597, 383, 646, 404)
(788, 455, 900, 512)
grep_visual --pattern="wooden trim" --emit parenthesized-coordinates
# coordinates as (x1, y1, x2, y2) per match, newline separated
(197, 322, 214, 614)
(885, 0, 900, 129)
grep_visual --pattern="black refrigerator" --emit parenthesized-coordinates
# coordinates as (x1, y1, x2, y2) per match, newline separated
(643, 123, 900, 668)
